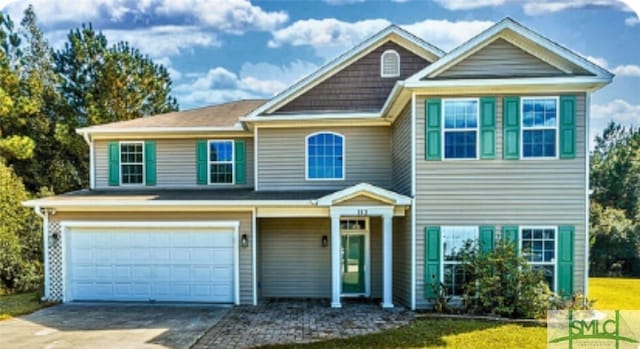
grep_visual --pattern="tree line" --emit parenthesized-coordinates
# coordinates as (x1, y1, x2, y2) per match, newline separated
(0, 6, 177, 293)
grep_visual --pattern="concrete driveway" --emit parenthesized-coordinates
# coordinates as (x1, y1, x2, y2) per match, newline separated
(0, 303, 229, 349)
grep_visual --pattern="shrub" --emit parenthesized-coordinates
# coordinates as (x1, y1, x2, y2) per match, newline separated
(0, 161, 42, 293)
(461, 239, 553, 319)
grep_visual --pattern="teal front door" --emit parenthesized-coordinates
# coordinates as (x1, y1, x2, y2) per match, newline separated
(341, 234, 365, 294)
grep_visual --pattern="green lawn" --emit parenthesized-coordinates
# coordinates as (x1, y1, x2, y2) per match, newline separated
(589, 277, 640, 309)
(0, 292, 52, 321)
(267, 277, 640, 348)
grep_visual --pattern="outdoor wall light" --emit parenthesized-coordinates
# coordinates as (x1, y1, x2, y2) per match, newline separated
(51, 232, 60, 241)
(322, 235, 328, 247)
(241, 234, 248, 248)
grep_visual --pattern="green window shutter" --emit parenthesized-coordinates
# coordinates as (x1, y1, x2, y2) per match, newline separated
(425, 99, 442, 160)
(196, 140, 208, 185)
(425, 226, 441, 299)
(108, 142, 120, 186)
(144, 140, 156, 186)
(501, 225, 519, 250)
(559, 95, 577, 159)
(479, 97, 496, 159)
(234, 139, 246, 185)
(557, 225, 575, 297)
(503, 97, 520, 160)
(479, 226, 495, 254)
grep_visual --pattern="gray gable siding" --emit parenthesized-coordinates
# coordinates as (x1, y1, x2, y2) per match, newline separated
(414, 93, 587, 309)
(275, 41, 430, 113)
(435, 38, 566, 79)
(257, 126, 392, 191)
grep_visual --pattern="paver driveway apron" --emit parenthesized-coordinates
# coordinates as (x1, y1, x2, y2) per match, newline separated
(0, 303, 229, 349)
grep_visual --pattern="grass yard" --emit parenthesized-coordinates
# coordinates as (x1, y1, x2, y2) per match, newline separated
(264, 319, 547, 349)
(0, 292, 52, 321)
(269, 277, 640, 348)
(589, 277, 640, 310)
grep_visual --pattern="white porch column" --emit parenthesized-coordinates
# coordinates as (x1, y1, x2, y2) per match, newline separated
(381, 213, 394, 308)
(331, 214, 342, 308)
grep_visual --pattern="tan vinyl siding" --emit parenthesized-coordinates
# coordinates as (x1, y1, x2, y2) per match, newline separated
(259, 218, 331, 298)
(275, 41, 430, 113)
(437, 38, 565, 79)
(95, 138, 254, 189)
(392, 104, 412, 196)
(414, 93, 587, 309)
(257, 126, 392, 191)
(50, 211, 254, 305)
(393, 213, 412, 307)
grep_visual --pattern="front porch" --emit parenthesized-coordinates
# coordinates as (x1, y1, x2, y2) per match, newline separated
(256, 183, 412, 309)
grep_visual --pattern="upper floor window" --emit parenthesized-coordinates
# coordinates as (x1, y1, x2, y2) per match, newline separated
(443, 99, 479, 159)
(209, 140, 234, 184)
(522, 97, 558, 158)
(520, 226, 556, 291)
(380, 50, 400, 77)
(442, 226, 478, 296)
(306, 132, 344, 180)
(120, 142, 144, 185)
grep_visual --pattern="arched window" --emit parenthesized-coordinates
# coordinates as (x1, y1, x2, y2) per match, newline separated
(306, 132, 344, 180)
(380, 49, 400, 77)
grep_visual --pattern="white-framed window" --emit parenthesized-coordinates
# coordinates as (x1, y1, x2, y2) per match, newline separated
(120, 141, 144, 185)
(443, 98, 479, 160)
(305, 132, 345, 180)
(208, 140, 234, 184)
(520, 226, 557, 291)
(380, 49, 400, 77)
(521, 97, 559, 159)
(441, 226, 479, 296)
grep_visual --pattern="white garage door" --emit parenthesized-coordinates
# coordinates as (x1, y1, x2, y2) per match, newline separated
(67, 227, 235, 303)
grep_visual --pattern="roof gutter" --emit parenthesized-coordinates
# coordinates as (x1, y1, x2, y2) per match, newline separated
(75, 125, 246, 135)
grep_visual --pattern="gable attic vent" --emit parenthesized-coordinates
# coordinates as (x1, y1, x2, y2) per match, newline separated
(380, 49, 400, 77)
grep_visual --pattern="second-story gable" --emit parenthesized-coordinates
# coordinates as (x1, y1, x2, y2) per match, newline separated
(275, 41, 430, 113)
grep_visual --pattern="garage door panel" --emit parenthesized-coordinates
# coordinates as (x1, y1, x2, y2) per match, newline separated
(68, 227, 235, 303)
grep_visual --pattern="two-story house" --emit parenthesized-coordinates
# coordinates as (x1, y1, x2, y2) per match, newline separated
(25, 18, 612, 310)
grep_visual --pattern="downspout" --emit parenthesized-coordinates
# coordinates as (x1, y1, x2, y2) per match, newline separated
(33, 205, 49, 300)
(81, 132, 94, 190)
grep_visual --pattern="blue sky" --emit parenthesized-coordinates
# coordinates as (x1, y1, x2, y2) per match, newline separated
(1, 0, 639, 144)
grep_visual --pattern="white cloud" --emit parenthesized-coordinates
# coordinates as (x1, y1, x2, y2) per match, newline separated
(154, 57, 183, 81)
(584, 55, 640, 77)
(523, 0, 632, 15)
(401, 19, 494, 51)
(433, 0, 506, 10)
(268, 18, 390, 59)
(154, 0, 288, 33)
(1, 0, 288, 34)
(611, 65, 640, 77)
(590, 99, 640, 148)
(104, 26, 219, 57)
(585, 55, 610, 68)
(174, 60, 317, 107)
(626, 16, 640, 26)
(46, 26, 219, 59)
(268, 18, 494, 60)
